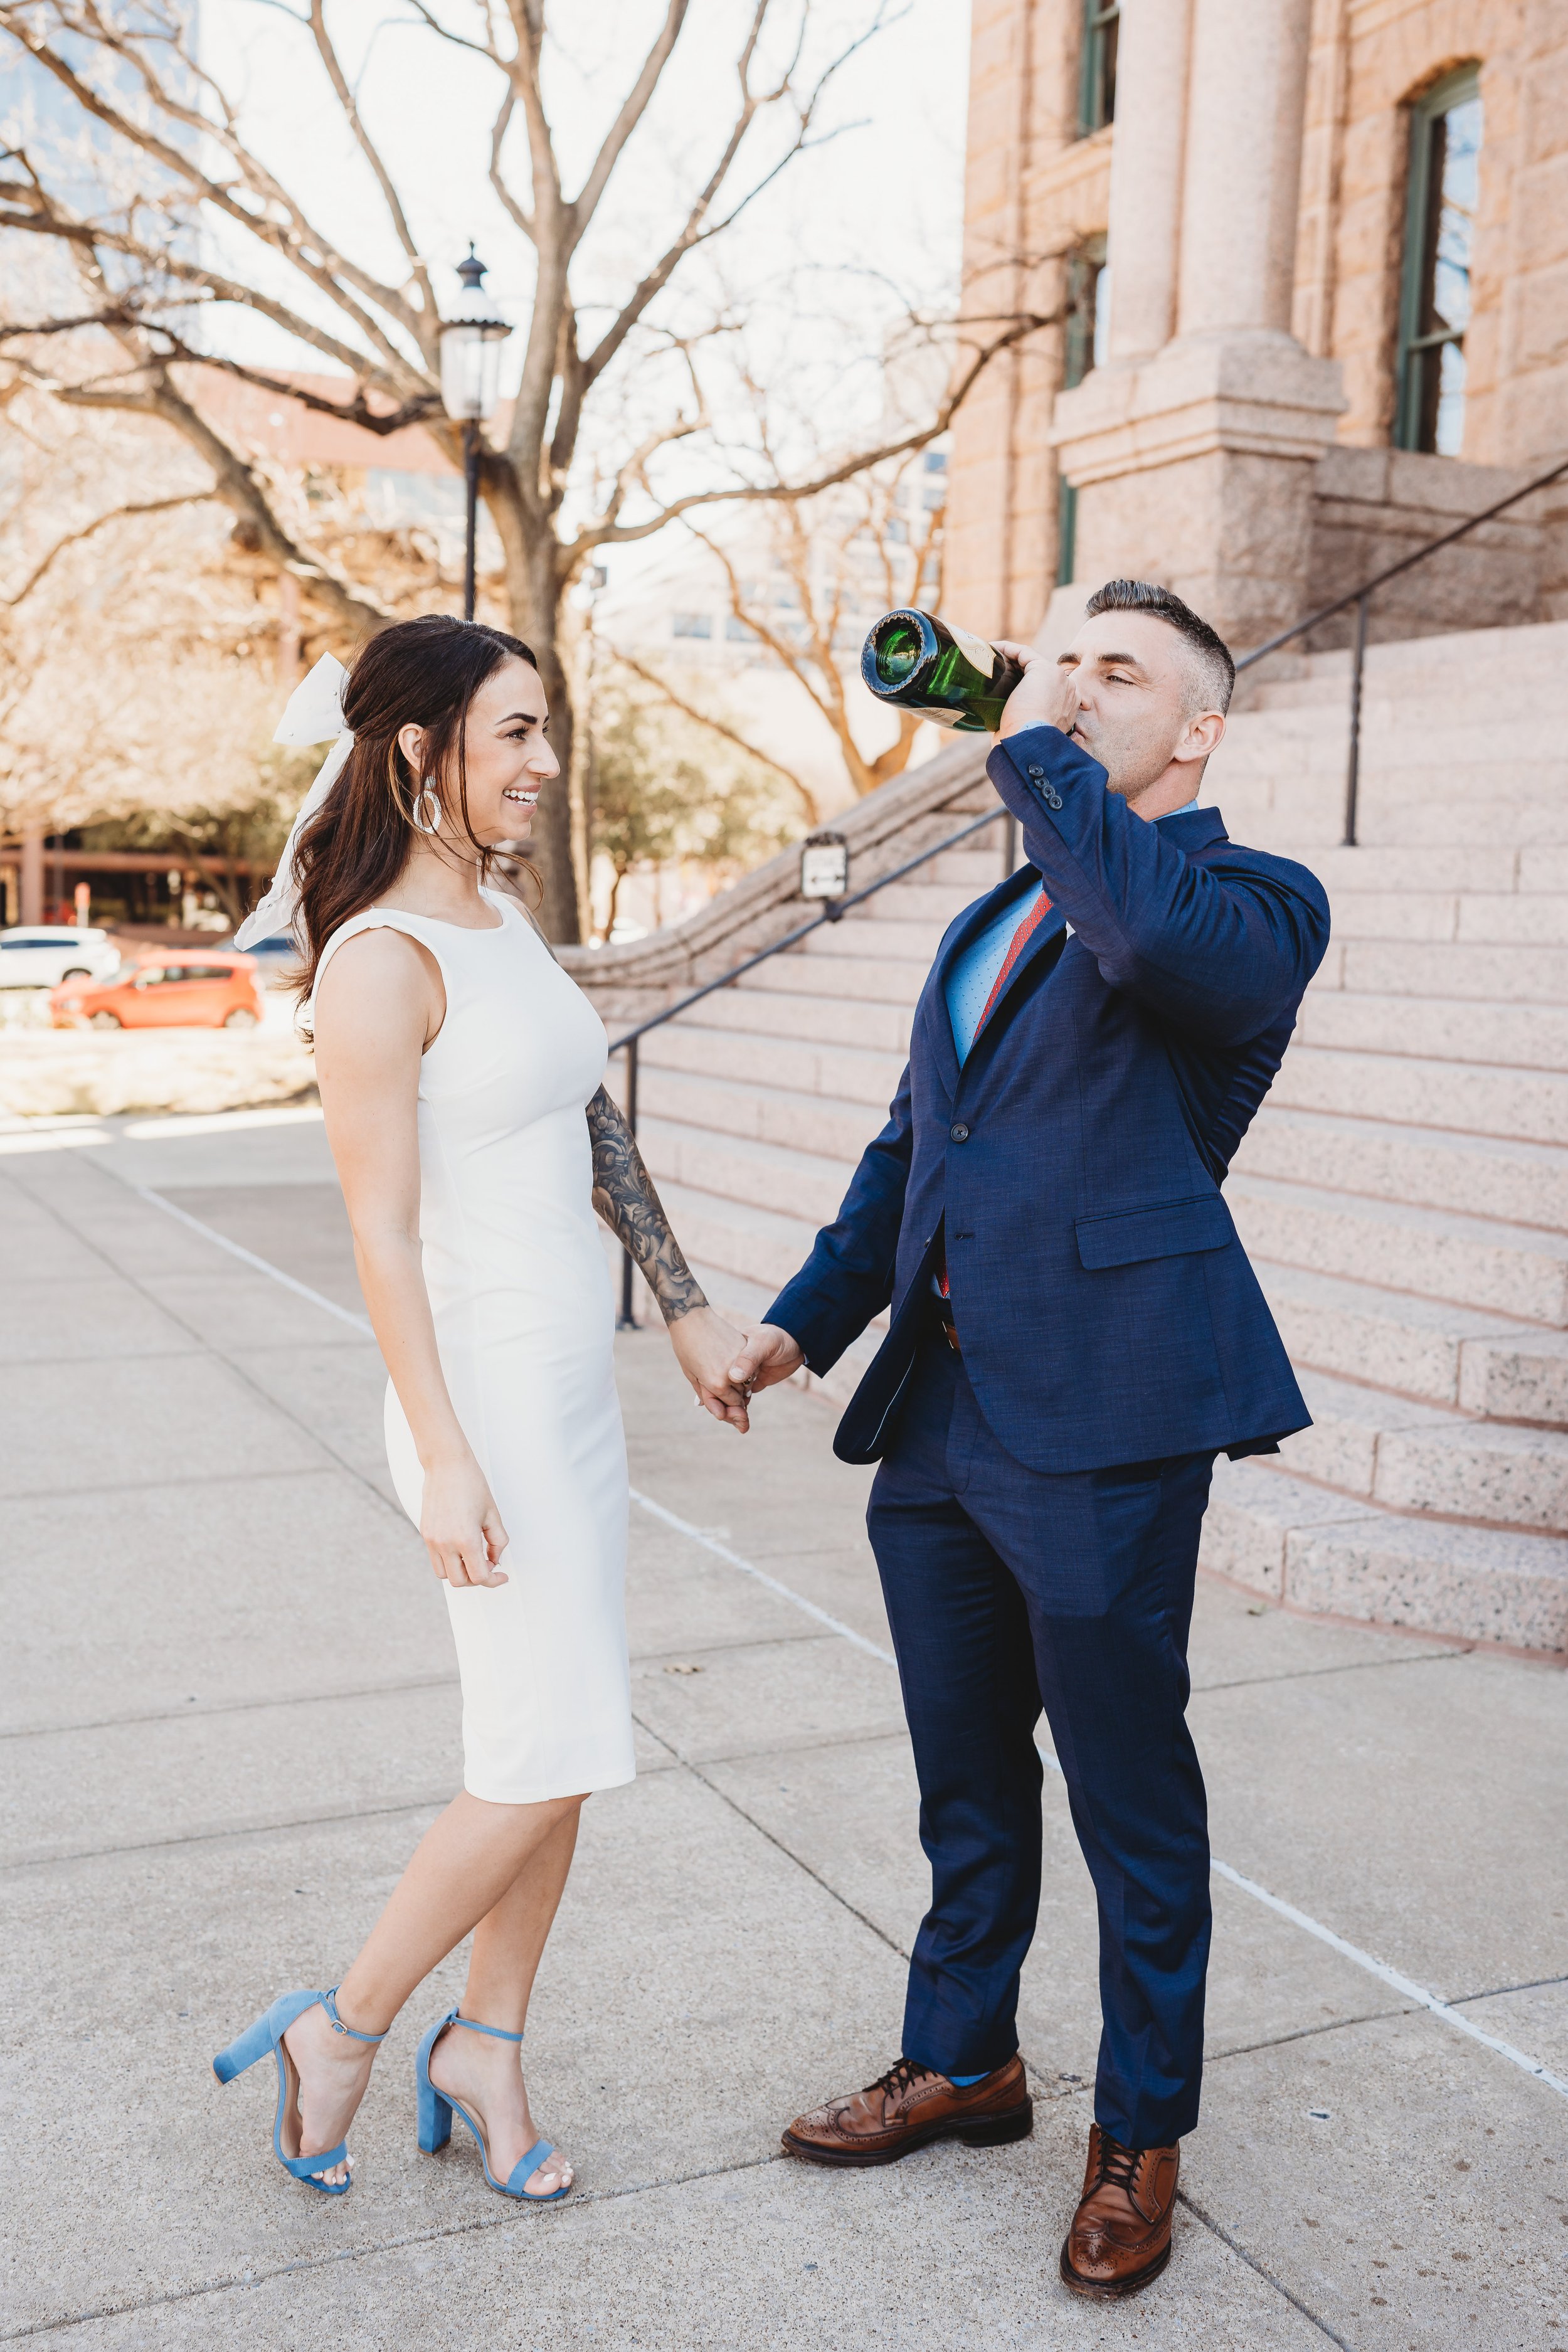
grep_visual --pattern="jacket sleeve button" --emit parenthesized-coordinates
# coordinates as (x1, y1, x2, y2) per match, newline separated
(1026, 765, 1045, 779)
(949, 1121, 970, 1143)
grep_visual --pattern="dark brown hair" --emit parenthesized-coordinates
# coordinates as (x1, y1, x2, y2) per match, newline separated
(1085, 578, 1236, 713)
(293, 614, 539, 1000)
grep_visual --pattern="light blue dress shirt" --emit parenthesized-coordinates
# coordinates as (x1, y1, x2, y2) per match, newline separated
(944, 879, 1046, 1067)
(944, 807, 1192, 1065)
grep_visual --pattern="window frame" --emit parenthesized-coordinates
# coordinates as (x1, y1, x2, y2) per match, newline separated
(1056, 237, 1108, 585)
(1394, 63, 1482, 455)
(1077, 0, 1119, 137)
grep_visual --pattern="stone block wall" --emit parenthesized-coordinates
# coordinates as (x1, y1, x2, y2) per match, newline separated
(1302, 446, 1567, 645)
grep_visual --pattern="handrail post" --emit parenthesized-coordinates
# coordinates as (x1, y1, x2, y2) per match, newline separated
(617, 1034, 639, 1330)
(1343, 590, 1369, 849)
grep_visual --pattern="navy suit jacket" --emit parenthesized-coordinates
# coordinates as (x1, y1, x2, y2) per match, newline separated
(764, 723, 1332, 1475)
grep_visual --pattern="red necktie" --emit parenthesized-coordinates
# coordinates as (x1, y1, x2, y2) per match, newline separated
(938, 889, 1054, 1306)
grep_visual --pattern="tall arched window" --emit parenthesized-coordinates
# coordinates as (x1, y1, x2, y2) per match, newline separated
(1396, 66, 1482, 456)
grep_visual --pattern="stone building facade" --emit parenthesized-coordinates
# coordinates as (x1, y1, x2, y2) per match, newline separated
(948, 0, 1568, 652)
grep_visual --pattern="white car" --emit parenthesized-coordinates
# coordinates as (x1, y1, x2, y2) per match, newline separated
(0, 926, 124, 988)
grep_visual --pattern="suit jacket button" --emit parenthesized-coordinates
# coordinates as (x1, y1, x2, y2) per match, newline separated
(949, 1121, 970, 1142)
(1026, 765, 1045, 779)
(1044, 787, 1063, 810)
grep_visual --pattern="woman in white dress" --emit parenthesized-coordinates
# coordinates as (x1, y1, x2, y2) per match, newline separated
(213, 616, 748, 2204)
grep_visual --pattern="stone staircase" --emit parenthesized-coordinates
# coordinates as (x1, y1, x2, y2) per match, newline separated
(573, 620, 1568, 1655)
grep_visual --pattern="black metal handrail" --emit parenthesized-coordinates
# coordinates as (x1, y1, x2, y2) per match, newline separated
(1232, 453, 1568, 848)
(608, 800, 1010, 1323)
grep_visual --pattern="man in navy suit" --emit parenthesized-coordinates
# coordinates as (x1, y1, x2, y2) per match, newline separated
(726, 580, 1330, 2301)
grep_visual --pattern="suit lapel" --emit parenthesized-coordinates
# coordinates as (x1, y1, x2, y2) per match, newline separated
(919, 866, 1039, 1101)
(967, 899, 1068, 1063)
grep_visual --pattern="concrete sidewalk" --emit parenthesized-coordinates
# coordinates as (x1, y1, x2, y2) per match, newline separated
(4, 1110, 1567, 2349)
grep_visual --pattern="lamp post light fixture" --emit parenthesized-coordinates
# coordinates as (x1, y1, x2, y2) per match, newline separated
(438, 245, 512, 620)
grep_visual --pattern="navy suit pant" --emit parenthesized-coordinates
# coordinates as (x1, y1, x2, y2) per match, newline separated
(867, 1336, 1215, 2148)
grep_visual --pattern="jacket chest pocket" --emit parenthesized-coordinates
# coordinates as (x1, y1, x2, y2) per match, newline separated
(1074, 1194, 1234, 1270)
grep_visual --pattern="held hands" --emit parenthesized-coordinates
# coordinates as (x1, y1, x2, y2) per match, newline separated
(669, 1303, 756, 1431)
(420, 1454, 509, 1589)
(722, 1321, 806, 1434)
(993, 639, 1081, 740)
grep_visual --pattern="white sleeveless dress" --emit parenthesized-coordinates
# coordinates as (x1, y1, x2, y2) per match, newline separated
(315, 889, 635, 1804)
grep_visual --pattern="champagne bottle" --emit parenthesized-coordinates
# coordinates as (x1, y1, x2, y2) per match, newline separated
(860, 608, 1027, 734)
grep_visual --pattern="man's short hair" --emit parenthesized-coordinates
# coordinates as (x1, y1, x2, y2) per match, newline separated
(1084, 579, 1236, 715)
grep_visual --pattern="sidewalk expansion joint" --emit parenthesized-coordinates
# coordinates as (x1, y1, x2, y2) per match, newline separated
(1194, 1648, 1470, 1696)
(0, 2151, 787, 2344)
(1175, 2190, 1359, 2351)
(632, 1710, 911, 1964)
(3, 1793, 455, 1875)
(0, 1673, 463, 1744)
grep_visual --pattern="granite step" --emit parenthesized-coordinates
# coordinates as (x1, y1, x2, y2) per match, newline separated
(1200, 1460, 1568, 1652)
(1321, 940, 1568, 1002)
(637, 1064, 886, 1164)
(1254, 1260, 1568, 1421)
(650, 1174, 825, 1302)
(1279, 1370, 1568, 1535)
(641, 1117, 855, 1232)
(741, 951, 932, 1009)
(1236, 1109, 1568, 1229)
(800, 915, 950, 965)
(1269, 1043, 1568, 1145)
(639, 1020, 904, 1111)
(1295, 990, 1568, 1070)
(1227, 1173, 1568, 1324)
(694, 984, 913, 1055)
(1310, 893, 1568, 946)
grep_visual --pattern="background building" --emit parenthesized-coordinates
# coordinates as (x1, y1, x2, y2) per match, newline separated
(948, 0, 1568, 651)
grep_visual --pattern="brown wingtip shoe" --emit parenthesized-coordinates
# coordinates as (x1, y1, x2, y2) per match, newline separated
(1059, 2123, 1180, 2300)
(781, 2053, 1032, 2168)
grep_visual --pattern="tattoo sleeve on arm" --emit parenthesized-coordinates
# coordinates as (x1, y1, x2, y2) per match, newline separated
(586, 1084, 709, 1324)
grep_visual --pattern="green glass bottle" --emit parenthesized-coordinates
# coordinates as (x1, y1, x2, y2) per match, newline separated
(860, 608, 1027, 733)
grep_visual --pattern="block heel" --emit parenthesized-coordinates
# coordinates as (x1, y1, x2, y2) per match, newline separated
(416, 2008, 570, 2203)
(212, 1986, 386, 2196)
(956, 2097, 1034, 2147)
(212, 2012, 273, 2085)
(416, 2055, 453, 2154)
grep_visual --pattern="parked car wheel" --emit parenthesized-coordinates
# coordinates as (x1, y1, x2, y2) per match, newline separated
(90, 1010, 122, 1029)
(223, 1007, 260, 1030)
(61, 965, 92, 981)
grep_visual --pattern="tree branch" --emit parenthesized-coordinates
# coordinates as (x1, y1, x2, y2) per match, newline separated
(307, 0, 438, 359)
(3, 493, 213, 608)
(614, 650, 820, 826)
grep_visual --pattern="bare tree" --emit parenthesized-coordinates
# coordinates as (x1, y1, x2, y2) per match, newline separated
(622, 450, 946, 805)
(0, 0, 1049, 937)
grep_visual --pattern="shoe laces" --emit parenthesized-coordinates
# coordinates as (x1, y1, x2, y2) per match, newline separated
(1091, 2131, 1144, 2195)
(865, 2055, 936, 2103)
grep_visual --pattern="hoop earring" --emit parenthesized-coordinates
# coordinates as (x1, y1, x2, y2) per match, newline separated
(411, 783, 442, 835)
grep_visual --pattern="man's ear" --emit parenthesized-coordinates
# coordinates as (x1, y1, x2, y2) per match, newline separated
(1175, 709, 1225, 766)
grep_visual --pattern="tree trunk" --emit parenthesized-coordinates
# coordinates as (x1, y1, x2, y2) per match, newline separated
(494, 475, 582, 945)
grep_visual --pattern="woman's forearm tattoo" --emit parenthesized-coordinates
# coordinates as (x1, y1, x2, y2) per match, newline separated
(586, 1084, 709, 1324)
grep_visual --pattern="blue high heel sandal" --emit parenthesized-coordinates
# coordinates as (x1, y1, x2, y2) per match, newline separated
(416, 2010, 569, 2203)
(213, 1988, 387, 2196)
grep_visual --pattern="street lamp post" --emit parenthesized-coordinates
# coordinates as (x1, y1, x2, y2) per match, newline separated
(438, 246, 512, 622)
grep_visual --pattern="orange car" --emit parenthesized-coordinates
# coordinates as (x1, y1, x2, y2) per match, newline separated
(51, 948, 265, 1031)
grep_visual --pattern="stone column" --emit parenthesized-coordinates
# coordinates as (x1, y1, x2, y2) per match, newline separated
(1177, 0, 1311, 341)
(1048, 0, 1343, 649)
(19, 830, 44, 926)
(1103, 0, 1193, 364)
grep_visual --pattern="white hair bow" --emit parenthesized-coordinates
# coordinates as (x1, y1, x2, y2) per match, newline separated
(234, 652, 354, 950)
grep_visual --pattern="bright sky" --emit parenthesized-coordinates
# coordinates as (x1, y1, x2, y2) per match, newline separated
(199, 0, 970, 470)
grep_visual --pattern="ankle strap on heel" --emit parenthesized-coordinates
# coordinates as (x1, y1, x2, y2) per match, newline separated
(322, 1988, 388, 2045)
(450, 2010, 524, 2044)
